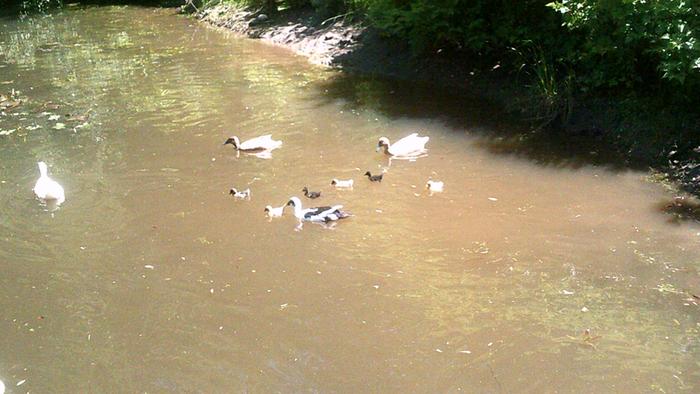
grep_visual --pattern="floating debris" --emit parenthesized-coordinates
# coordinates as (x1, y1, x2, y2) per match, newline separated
(0, 91, 21, 111)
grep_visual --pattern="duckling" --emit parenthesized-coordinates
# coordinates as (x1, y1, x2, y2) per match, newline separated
(302, 187, 321, 199)
(331, 178, 354, 188)
(426, 180, 444, 193)
(229, 187, 251, 199)
(364, 171, 383, 182)
(264, 204, 285, 218)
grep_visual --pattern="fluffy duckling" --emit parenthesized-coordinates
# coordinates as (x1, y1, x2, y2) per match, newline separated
(331, 178, 354, 188)
(302, 187, 321, 199)
(229, 188, 251, 199)
(364, 171, 383, 182)
(264, 205, 285, 218)
(426, 180, 444, 193)
(33, 161, 65, 205)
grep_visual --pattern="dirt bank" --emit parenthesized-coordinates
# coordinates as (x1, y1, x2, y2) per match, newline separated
(197, 4, 363, 67)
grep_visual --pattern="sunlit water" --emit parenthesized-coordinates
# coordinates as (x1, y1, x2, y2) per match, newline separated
(1, 6, 699, 392)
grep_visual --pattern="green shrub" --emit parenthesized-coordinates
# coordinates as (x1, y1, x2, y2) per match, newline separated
(548, 0, 700, 92)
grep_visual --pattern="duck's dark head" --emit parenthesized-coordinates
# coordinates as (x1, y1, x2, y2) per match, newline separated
(302, 187, 309, 193)
(229, 188, 237, 195)
(264, 206, 271, 212)
(330, 179, 337, 185)
(223, 136, 240, 148)
(286, 199, 296, 207)
(376, 137, 390, 152)
(364, 171, 372, 177)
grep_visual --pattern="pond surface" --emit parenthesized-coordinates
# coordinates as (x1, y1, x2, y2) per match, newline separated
(1, 6, 699, 392)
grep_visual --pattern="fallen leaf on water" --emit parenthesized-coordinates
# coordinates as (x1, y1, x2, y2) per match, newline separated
(488, 197, 498, 201)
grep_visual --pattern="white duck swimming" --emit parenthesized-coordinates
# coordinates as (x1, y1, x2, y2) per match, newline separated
(330, 178, 354, 188)
(426, 180, 444, 193)
(224, 134, 282, 153)
(377, 133, 429, 157)
(286, 196, 350, 223)
(264, 204, 285, 218)
(33, 161, 65, 205)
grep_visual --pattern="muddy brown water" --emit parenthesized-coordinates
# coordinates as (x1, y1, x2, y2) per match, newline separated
(1, 6, 700, 393)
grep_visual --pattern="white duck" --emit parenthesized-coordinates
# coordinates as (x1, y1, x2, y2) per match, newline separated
(330, 178, 354, 188)
(224, 134, 282, 153)
(33, 161, 65, 205)
(376, 133, 429, 157)
(264, 204, 285, 218)
(286, 196, 350, 223)
(229, 188, 251, 199)
(426, 180, 444, 193)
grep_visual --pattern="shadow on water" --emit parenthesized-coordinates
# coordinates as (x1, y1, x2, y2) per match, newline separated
(309, 70, 639, 172)
(656, 196, 700, 224)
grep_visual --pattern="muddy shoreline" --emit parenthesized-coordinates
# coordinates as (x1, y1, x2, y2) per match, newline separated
(193, 4, 700, 215)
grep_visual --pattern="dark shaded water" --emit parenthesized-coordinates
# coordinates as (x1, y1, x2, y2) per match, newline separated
(1, 6, 699, 392)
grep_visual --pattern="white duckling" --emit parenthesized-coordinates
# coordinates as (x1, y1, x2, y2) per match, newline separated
(330, 178, 354, 188)
(264, 204, 285, 218)
(376, 132, 429, 157)
(33, 161, 65, 205)
(426, 180, 444, 193)
(229, 187, 251, 199)
(223, 134, 282, 153)
(286, 196, 350, 223)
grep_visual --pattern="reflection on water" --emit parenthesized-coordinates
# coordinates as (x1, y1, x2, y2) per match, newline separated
(1, 6, 700, 392)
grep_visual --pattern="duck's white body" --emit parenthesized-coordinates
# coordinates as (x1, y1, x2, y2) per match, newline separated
(264, 205, 285, 218)
(331, 178, 354, 188)
(33, 162, 65, 205)
(286, 196, 350, 223)
(377, 133, 429, 157)
(224, 134, 282, 152)
(230, 188, 251, 199)
(426, 180, 444, 193)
